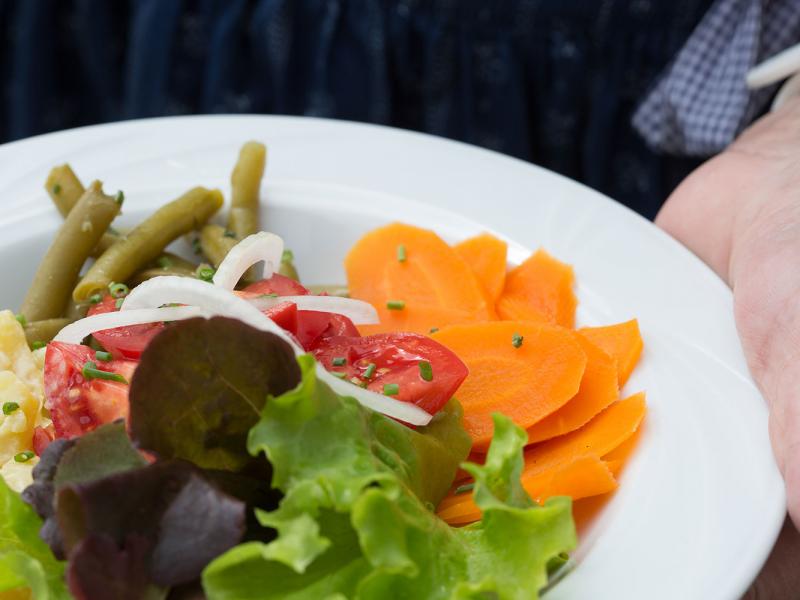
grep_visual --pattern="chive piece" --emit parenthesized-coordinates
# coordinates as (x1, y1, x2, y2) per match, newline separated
(512, 332, 524, 348)
(82, 361, 128, 384)
(454, 482, 474, 495)
(156, 255, 173, 269)
(108, 282, 129, 298)
(31, 341, 46, 350)
(259, 293, 279, 299)
(52, 183, 62, 195)
(196, 265, 216, 282)
(114, 190, 125, 204)
(223, 229, 237, 239)
(386, 300, 405, 311)
(281, 249, 294, 263)
(429, 327, 439, 334)
(15, 314, 27, 328)
(2, 402, 19, 415)
(418, 361, 433, 382)
(331, 371, 347, 379)
(88, 293, 103, 305)
(363, 363, 377, 379)
(383, 383, 400, 396)
(14, 451, 35, 463)
(396, 244, 407, 262)
(332, 357, 346, 367)
(115, 298, 124, 309)
(95, 350, 113, 362)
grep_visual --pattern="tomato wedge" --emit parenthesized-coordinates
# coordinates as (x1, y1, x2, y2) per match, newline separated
(88, 294, 165, 360)
(44, 342, 137, 439)
(243, 273, 309, 296)
(312, 333, 468, 415)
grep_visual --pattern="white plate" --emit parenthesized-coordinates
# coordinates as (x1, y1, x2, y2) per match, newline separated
(0, 116, 785, 600)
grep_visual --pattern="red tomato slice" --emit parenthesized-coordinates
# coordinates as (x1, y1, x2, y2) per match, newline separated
(32, 424, 55, 456)
(311, 333, 468, 415)
(87, 295, 165, 360)
(296, 311, 360, 350)
(44, 342, 137, 439)
(242, 273, 309, 296)
(264, 302, 299, 335)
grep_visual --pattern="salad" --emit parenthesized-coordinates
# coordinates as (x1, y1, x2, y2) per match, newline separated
(0, 142, 646, 599)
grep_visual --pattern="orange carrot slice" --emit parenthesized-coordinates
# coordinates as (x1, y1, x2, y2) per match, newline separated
(602, 426, 643, 475)
(524, 392, 646, 473)
(496, 249, 577, 328)
(345, 223, 492, 335)
(526, 335, 619, 443)
(357, 303, 480, 336)
(437, 456, 617, 525)
(453, 233, 508, 303)
(432, 321, 587, 451)
(579, 319, 643, 387)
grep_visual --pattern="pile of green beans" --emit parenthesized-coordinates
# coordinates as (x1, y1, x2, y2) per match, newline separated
(17, 141, 316, 347)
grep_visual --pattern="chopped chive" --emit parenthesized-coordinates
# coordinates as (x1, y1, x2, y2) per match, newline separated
(454, 482, 474, 495)
(88, 293, 103, 305)
(95, 350, 113, 362)
(114, 190, 125, 204)
(52, 183, 62, 195)
(196, 265, 216, 282)
(156, 255, 173, 269)
(396, 244, 407, 262)
(15, 314, 27, 328)
(383, 383, 400, 396)
(31, 341, 46, 350)
(108, 282, 129, 298)
(332, 357, 347, 366)
(259, 293, 279, 299)
(386, 300, 405, 311)
(223, 230, 237, 239)
(363, 363, 377, 379)
(418, 361, 433, 382)
(281, 249, 294, 263)
(429, 327, 439, 334)
(331, 371, 347, 379)
(14, 451, 35, 463)
(82, 361, 127, 384)
(2, 402, 19, 415)
(512, 332, 524, 348)
(115, 298, 124, 309)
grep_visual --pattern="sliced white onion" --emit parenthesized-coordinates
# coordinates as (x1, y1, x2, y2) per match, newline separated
(120, 276, 295, 344)
(246, 295, 379, 325)
(316, 364, 432, 426)
(212, 232, 284, 290)
(54, 306, 211, 344)
(116, 276, 433, 426)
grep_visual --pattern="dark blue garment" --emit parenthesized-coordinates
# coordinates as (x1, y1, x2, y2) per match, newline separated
(0, 0, 714, 218)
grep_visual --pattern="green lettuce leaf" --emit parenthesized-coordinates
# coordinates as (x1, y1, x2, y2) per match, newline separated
(202, 355, 575, 600)
(0, 476, 70, 600)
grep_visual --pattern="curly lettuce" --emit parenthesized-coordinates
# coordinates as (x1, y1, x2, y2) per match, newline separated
(202, 355, 576, 599)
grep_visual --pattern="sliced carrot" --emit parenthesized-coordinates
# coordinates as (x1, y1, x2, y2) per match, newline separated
(345, 223, 492, 335)
(524, 392, 646, 473)
(526, 335, 619, 443)
(496, 249, 577, 328)
(432, 321, 587, 451)
(602, 426, 643, 473)
(357, 303, 481, 336)
(453, 233, 508, 303)
(579, 319, 643, 387)
(437, 456, 617, 525)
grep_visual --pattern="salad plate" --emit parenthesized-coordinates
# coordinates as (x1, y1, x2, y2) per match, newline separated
(0, 115, 785, 599)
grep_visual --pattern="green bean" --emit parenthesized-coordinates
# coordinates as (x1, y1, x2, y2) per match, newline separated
(65, 299, 89, 321)
(228, 141, 266, 239)
(45, 164, 119, 256)
(73, 187, 224, 301)
(24, 318, 71, 346)
(20, 181, 122, 321)
(128, 252, 199, 287)
(278, 260, 300, 281)
(306, 284, 349, 298)
(199, 224, 237, 268)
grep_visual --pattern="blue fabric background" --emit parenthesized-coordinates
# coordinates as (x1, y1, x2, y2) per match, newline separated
(0, 0, 714, 218)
